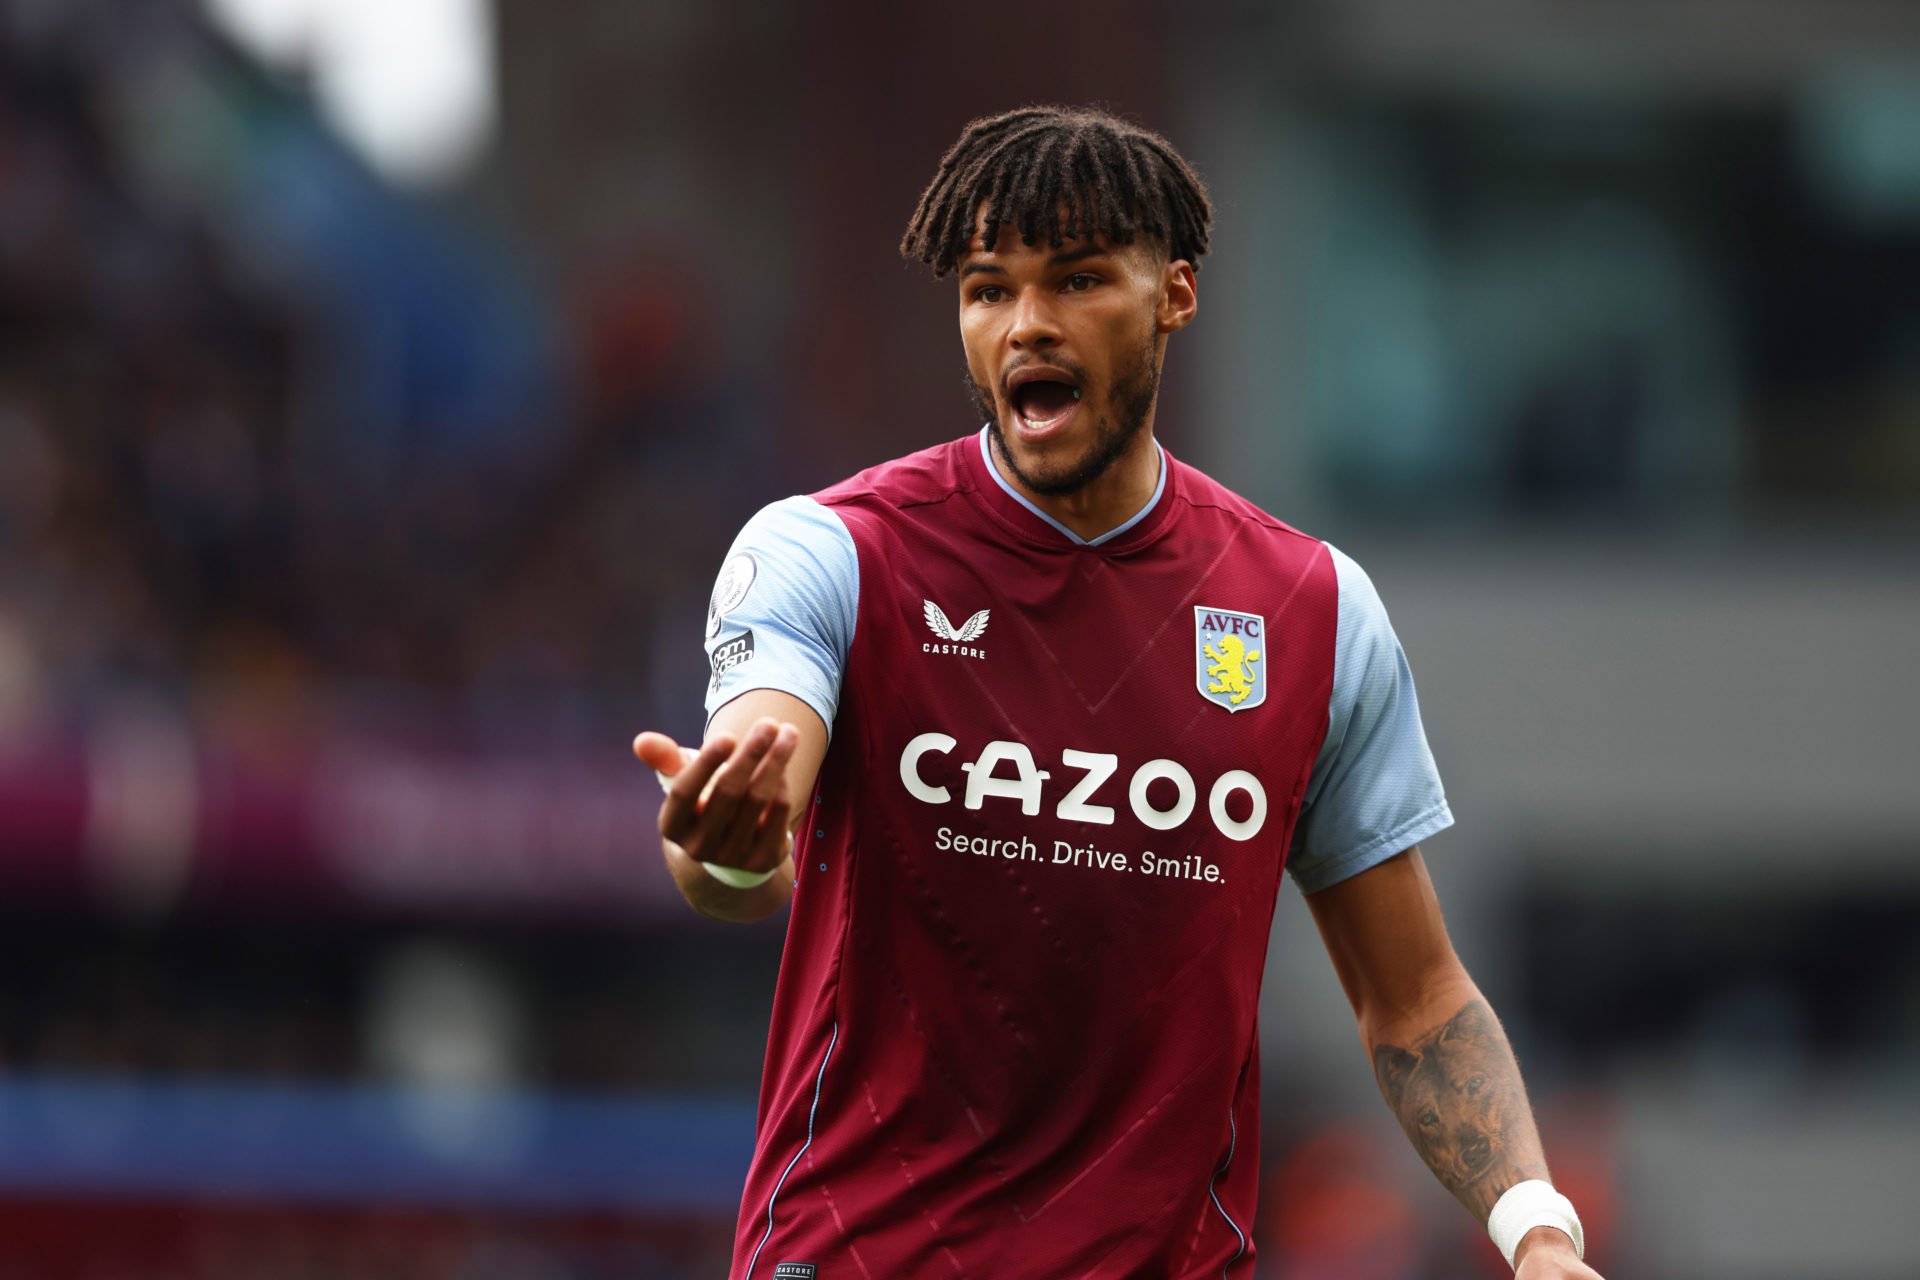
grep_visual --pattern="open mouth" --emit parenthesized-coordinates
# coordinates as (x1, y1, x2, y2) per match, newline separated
(1010, 378, 1081, 433)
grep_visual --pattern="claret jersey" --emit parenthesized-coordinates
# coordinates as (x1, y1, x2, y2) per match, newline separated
(701, 428, 1452, 1279)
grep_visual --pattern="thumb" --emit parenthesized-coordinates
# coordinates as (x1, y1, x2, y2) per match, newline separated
(633, 731, 685, 774)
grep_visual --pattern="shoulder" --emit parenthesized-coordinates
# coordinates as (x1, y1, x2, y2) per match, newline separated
(1167, 453, 1327, 558)
(1323, 544, 1387, 619)
(724, 494, 860, 587)
(812, 435, 976, 513)
(735, 492, 854, 545)
(715, 495, 860, 633)
(1165, 455, 1339, 614)
(1322, 543, 1411, 689)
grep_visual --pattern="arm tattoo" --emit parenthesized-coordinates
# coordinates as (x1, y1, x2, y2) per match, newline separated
(1371, 998, 1550, 1219)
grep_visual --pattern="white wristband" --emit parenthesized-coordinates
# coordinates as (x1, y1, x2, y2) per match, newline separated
(1487, 1179, 1583, 1269)
(699, 860, 778, 889)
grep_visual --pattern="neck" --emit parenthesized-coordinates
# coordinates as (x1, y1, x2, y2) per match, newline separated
(989, 424, 1163, 543)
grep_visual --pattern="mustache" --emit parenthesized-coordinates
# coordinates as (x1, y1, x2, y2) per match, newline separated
(998, 356, 1088, 399)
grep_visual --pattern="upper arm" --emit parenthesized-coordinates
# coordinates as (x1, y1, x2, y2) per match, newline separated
(1305, 846, 1469, 1033)
(1287, 545, 1454, 893)
(702, 495, 858, 735)
(699, 495, 857, 822)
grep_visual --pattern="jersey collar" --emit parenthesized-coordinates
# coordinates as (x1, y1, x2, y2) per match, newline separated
(970, 425, 1172, 550)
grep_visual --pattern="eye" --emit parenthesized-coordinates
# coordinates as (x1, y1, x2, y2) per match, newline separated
(1063, 273, 1097, 292)
(1419, 1110, 1439, 1127)
(971, 285, 1007, 304)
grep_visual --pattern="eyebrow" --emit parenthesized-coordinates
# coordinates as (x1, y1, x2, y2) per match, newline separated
(958, 244, 1113, 279)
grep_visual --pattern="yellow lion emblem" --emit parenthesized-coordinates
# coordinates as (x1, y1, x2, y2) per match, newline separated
(1204, 636, 1262, 706)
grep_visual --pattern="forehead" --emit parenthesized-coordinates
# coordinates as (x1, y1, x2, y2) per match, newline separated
(960, 210, 1143, 271)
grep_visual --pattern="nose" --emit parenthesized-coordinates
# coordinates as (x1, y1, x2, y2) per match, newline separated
(1008, 288, 1061, 352)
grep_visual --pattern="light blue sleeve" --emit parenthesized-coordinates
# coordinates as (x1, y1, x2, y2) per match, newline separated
(701, 496, 858, 736)
(1286, 545, 1454, 893)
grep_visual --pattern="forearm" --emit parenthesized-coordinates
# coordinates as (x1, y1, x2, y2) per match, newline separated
(1364, 973, 1552, 1221)
(663, 841, 795, 923)
(1310, 852, 1592, 1273)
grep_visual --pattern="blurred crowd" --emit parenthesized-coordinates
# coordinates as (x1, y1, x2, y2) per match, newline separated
(0, 10, 755, 745)
(0, 9, 287, 713)
(0, 20, 770, 1271)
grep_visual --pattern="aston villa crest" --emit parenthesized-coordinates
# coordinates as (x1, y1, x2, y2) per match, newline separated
(1194, 606, 1266, 712)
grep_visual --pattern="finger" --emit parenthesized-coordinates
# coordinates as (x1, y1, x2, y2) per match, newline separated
(654, 745, 700, 793)
(742, 797, 793, 872)
(712, 785, 791, 872)
(703, 719, 778, 809)
(658, 735, 736, 842)
(710, 726, 798, 863)
(633, 731, 684, 773)
(679, 721, 777, 857)
(744, 723, 799, 805)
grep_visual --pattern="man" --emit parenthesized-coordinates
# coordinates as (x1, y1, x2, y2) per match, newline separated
(635, 105, 1601, 1279)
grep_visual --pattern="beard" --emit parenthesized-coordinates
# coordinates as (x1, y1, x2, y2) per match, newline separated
(971, 333, 1161, 498)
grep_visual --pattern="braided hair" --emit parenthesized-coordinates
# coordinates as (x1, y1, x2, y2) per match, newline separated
(900, 105, 1213, 277)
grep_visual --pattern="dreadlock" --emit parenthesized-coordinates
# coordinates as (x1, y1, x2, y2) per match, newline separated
(900, 105, 1213, 278)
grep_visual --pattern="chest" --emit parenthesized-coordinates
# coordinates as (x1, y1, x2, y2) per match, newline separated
(839, 511, 1336, 854)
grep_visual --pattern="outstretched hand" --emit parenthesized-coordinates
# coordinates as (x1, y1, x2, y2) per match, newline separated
(634, 718, 800, 877)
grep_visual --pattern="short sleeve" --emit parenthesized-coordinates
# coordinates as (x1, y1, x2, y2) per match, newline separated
(702, 496, 859, 735)
(1286, 546, 1453, 893)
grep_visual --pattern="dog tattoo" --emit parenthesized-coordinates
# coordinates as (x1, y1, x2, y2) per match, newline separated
(1372, 999, 1549, 1217)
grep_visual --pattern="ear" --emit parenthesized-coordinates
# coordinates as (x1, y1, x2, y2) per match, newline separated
(1156, 260, 1198, 335)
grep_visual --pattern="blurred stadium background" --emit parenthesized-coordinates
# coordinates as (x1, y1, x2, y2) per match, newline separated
(1, 0, 1917, 1276)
